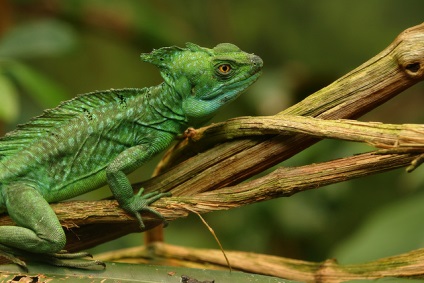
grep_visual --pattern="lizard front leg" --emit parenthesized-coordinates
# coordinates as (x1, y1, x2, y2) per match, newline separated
(106, 144, 170, 229)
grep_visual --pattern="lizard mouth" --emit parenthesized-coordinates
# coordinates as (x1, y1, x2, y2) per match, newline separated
(226, 69, 262, 93)
(202, 68, 262, 102)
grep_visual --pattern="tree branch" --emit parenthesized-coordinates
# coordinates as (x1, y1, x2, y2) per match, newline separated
(96, 242, 424, 283)
(192, 116, 424, 148)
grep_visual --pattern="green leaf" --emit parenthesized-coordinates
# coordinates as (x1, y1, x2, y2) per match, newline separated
(0, 73, 19, 123)
(0, 261, 294, 282)
(0, 19, 76, 58)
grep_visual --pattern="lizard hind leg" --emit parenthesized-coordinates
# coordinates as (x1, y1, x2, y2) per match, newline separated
(0, 184, 66, 255)
(0, 184, 105, 269)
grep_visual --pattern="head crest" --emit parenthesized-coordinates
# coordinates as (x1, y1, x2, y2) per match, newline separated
(185, 42, 213, 55)
(140, 42, 215, 68)
(140, 46, 184, 68)
(212, 43, 241, 53)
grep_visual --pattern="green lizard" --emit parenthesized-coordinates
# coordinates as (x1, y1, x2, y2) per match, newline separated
(0, 42, 263, 269)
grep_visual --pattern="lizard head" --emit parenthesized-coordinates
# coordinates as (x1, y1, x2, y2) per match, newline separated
(140, 42, 263, 126)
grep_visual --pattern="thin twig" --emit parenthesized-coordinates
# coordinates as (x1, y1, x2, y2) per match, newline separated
(183, 206, 232, 272)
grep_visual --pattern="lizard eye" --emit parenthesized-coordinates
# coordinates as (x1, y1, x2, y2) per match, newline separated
(217, 64, 232, 75)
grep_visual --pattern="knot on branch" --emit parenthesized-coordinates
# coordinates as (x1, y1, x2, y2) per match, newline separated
(395, 23, 424, 79)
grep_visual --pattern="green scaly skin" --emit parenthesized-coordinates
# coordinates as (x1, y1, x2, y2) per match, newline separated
(0, 42, 263, 269)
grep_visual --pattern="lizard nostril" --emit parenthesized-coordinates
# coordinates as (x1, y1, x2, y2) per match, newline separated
(251, 55, 263, 68)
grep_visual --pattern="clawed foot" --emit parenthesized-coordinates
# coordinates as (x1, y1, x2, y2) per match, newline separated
(0, 248, 27, 270)
(0, 246, 105, 271)
(123, 189, 171, 230)
(35, 250, 106, 269)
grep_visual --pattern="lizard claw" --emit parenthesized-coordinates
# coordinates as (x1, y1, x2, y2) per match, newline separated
(0, 248, 28, 271)
(39, 252, 106, 269)
(53, 250, 93, 259)
(0, 245, 105, 270)
(125, 189, 171, 230)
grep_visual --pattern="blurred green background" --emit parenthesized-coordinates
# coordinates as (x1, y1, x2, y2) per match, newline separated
(1, 0, 424, 266)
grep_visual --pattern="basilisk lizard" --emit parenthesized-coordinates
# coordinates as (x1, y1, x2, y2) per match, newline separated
(0, 43, 263, 269)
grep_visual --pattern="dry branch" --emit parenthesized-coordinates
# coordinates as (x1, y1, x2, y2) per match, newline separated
(96, 242, 424, 283)
(172, 116, 424, 151)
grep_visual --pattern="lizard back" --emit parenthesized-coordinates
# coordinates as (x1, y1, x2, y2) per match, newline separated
(0, 85, 188, 201)
(0, 88, 142, 159)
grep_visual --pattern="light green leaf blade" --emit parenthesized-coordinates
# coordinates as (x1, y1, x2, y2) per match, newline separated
(0, 74, 19, 123)
(0, 261, 294, 282)
(0, 19, 76, 58)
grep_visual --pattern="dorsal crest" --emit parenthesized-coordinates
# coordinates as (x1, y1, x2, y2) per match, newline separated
(0, 89, 141, 158)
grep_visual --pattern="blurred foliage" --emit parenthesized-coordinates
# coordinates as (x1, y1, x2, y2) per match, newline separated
(1, 0, 424, 268)
(0, 18, 73, 124)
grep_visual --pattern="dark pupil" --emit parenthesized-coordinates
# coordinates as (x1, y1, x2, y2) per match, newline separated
(221, 65, 230, 72)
